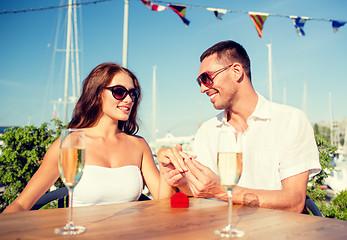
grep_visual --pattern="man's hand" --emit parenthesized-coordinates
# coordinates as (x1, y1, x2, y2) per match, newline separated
(157, 145, 227, 201)
(184, 158, 227, 200)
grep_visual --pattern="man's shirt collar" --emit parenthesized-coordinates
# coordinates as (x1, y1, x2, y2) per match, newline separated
(216, 93, 271, 128)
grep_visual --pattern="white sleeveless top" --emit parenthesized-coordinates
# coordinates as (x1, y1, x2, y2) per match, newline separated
(73, 165, 143, 207)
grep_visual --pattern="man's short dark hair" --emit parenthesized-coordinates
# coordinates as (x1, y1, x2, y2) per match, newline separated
(200, 40, 251, 79)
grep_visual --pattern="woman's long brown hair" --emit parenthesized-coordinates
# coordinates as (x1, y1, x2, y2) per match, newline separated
(68, 62, 141, 135)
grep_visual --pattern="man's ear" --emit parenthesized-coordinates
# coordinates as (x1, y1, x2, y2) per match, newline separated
(232, 63, 244, 83)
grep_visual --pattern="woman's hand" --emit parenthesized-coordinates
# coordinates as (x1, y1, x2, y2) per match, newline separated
(157, 145, 193, 189)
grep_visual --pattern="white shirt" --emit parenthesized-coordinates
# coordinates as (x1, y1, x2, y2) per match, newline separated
(192, 94, 321, 190)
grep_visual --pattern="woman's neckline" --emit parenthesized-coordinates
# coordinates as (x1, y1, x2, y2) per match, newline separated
(84, 165, 139, 170)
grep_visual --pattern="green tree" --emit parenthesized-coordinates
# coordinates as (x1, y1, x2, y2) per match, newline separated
(307, 133, 347, 221)
(331, 190, 347, 220)
(0, 119, 65, 212)
(317, 190, 347, 220)
(307, 134, 336, 202)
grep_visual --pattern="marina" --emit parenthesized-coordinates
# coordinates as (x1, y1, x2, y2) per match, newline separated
(1, 0, 346, 226)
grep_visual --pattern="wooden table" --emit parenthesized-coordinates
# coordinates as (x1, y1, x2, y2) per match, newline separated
(1, 198, 346, 239)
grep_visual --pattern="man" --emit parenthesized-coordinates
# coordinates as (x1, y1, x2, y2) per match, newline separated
(157, 40, 321, 212)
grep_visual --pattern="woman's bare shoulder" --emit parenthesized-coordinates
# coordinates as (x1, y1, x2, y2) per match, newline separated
(126, 134, 151, 149)
(127, 134, 145, 143)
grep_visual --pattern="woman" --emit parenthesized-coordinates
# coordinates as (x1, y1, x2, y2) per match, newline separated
(3, 62, 175, 213)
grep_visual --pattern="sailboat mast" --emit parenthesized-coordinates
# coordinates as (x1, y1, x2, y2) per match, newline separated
(267, 43, 272, 101)
(303, 82, 307, 114)
(152, 66, 157, 142)
(73, 0, 81, 97)
(63, 0, 73, 123)
(122, 0, 129, 68)
(329, 92, 334, 146)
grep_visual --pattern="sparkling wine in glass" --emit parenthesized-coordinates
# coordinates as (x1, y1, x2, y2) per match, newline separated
(55, 129, 86, 235)
(215, 130, 244, 238)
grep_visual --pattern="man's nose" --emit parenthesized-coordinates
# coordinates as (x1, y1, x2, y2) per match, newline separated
(200, 83, 209, 93)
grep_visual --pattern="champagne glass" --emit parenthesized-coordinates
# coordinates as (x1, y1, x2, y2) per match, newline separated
(55, 129, 86, 235)
(215, 130, 244, 238)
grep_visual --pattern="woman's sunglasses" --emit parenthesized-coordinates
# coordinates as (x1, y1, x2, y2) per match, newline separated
(105, 85, 140, 102)
(196, 64, 235, 88)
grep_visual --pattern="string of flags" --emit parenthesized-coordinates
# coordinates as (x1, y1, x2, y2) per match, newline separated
(140, 0, 347, 37)
(2, 0, 345, 37)
(141, 0, 167, 12)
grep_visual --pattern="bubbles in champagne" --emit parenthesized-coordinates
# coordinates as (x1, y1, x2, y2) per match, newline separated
(59, 148, 85, 187)
(217, 152, 243, 189)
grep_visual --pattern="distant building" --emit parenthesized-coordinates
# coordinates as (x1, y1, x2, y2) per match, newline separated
(314, 119, 347, 155)
(149, 133, 195, 156)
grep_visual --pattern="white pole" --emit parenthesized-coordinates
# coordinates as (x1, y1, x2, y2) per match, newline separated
(199, 101, 202, 128)
(73, 0, 81, 97)
(283, 87, 286, 105)
(52, 102, 57, 119)
(329, 92, 334, 146)
(63, 0, 73, 124)
(302, 82, 307, 114)
(266, 43, 272, 101)
(122, 0, 129, 68)
(70, 35, 76, 102)
(152, 66, 157, 142)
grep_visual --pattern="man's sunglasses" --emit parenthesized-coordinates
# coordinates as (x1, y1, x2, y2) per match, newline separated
(105, 85, 140, 102)
(196, 64, 235, 88)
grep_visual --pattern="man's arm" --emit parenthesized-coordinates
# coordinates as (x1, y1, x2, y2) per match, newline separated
(157, 146, 309, 213)
(232, 171, 309, 212)
(184, 158, 309, 213)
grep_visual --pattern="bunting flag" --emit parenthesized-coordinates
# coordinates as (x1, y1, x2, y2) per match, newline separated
(141, 0, 168, 11)
(332, 20, 346, 33)
(249, 12, 268, 38)
(135, 2, 347, 36)
(290, 16, 309, 36)
(206, 7, 228, 21)
(169, 4, 190, 26)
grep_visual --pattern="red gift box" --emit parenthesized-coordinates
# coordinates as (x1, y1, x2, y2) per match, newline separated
(170, 192, 189, 208)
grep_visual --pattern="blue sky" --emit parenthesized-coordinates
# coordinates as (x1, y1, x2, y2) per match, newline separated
(1, 0, 346, 142)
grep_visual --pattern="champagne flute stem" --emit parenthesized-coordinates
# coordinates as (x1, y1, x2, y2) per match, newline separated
(227, 189, 233, 228)
(67, 187, 74, 226)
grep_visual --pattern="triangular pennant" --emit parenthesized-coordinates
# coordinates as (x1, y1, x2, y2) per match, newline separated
(332, 20, 346, 33)
(141, 0, 168, 11)
(290, 16, 309, 36)
(169, 4, 190, 26)
(206, 7, 228, 21)
(249, 12, 268, 38)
